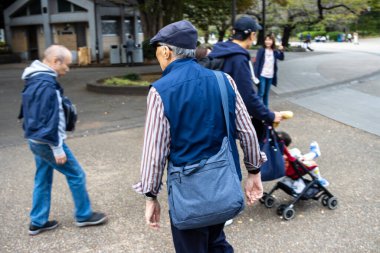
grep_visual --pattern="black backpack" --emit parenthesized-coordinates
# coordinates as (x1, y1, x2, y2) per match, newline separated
(197, 56, 225, 71)
(61, 96, 77, 131)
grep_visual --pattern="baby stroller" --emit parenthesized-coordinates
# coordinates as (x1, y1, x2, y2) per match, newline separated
(259, 128, 338, 221)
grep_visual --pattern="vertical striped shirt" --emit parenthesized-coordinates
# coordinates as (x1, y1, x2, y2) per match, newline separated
(133, 74, 266, 195)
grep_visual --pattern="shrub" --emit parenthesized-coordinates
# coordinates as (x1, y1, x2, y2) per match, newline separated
(298, 31, 326, 39)
(326, 31, 341, 41)
(123, 73, 141, 81)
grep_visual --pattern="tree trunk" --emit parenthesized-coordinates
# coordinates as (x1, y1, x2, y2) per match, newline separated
(204, 31, 209, 44)
(137, 0, 163, 39)
(281, 25, 293, 47)
(257, 30, 264, 46)
(218, 29, 226, 42)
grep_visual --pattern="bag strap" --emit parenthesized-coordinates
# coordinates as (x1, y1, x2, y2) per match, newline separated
(213, 71, 230, 138)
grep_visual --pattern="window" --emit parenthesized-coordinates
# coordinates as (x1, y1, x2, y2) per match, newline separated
(124, 20, 132, 35)
(102, 20, 119, 36)
(11, 5, 28, 18)
(58, 0, 71, 12)
(10, 0, 42, 18)
(73, 4, 86, 12)
(137, 19, 143, 33)
(58, 0, 86, 13)
(29, 0, 42, 15)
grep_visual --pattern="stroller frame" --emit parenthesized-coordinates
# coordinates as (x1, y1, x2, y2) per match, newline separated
(260, 146, 338, 220)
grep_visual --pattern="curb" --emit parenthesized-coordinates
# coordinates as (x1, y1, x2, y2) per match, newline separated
(86, 82, 149, 96)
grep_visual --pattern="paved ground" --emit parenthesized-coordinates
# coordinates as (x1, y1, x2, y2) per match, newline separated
(0, 39, 379, 253)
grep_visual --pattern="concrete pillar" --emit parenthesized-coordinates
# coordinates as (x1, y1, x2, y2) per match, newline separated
(41, 0, 52, 47)
(86, 1, 96, 60)
(4, 18, 12, 50)
(120, 5, 126, 46)
(95, 4, 103, 61)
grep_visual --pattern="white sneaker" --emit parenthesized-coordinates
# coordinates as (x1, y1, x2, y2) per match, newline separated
(224, 219, 233, 227)
(309, 141, 321, 158)
(318, 178, 330, 187)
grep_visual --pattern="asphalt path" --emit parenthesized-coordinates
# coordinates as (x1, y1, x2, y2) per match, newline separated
(0, 39, 379, 253)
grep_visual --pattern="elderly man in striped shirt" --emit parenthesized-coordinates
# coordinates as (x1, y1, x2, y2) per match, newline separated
(133, 20, 265, 253)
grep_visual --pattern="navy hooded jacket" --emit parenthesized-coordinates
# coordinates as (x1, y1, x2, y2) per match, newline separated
(209, 41, 275, 123)
(21, 61, 66, 147)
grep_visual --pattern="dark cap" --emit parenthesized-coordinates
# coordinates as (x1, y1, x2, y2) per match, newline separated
(233, 16, 262, 33)
(150, 20, 198, 49)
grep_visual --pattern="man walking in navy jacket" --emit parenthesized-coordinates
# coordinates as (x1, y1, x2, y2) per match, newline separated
(21, 45, 107, 235)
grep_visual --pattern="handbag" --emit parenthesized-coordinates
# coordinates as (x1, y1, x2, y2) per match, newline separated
(167, 71, 245, 230)
(62, 96, 77, 131)
(260, 125, 285, 181)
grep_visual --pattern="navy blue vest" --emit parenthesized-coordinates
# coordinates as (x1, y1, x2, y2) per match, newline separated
(153, 58, 242, 179)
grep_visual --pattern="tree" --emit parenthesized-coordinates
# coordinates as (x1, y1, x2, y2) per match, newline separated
(184, 0, 256, 42)
(135, 0, 184, 39)
(248, 0, 369, 46)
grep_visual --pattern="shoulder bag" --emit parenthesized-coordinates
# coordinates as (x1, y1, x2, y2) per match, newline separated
(167, 71, 245, 230)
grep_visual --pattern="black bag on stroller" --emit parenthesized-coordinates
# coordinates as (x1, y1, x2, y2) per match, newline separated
(260, 129, 338, 220)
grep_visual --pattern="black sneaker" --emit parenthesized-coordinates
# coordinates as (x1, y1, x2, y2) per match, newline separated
(75, 212, 107, 227)
(29, 220, 59, 236)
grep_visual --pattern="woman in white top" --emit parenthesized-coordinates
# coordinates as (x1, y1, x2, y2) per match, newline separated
(254, 34, 284, 107)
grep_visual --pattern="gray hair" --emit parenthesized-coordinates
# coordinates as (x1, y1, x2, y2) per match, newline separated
(160, 43, 195, 59)
(44, 45, 71, 62)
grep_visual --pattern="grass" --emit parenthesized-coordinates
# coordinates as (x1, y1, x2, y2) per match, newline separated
(103, 73, 161, 87)
(104, 77, 150, 86)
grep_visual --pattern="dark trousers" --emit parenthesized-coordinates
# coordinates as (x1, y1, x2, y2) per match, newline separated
(126, 51, 133, 65)
(171, 222, 234, 253)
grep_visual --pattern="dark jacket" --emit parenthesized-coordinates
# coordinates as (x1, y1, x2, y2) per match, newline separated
(254, 47, 284, 86)
(153, 58, 242, 179)
(208, 41, 275, 141)
(21, 62, 63, 146)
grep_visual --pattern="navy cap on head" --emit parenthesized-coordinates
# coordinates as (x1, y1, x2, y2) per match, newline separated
(150, 20, 198, 49)
(233, 16, 262, 33)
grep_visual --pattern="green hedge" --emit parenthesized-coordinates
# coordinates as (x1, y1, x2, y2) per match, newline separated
(326, 32, 341, 41)
(297, 31, 345, 41)
(298, 31, 326, 39)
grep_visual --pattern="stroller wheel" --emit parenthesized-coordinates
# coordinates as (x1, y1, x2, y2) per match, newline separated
(327, 197, 338, 210)
(283, 207, 295, 220)
(277, 204, 287, 216)
(321, 195, 329, 207)
(264, 195, 275, 208)
(259, 192, 267, 204)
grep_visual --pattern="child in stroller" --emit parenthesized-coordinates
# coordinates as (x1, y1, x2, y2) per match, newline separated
(278, 131, 329, 193)
(260, 130, 338, 220)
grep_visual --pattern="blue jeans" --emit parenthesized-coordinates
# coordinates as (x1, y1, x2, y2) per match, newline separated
(171, 221, 234, 253)
(258, 76, 273, 107)
(28, 141, 92, 226)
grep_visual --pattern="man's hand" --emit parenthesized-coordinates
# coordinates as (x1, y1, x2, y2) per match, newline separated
(244, 173, 263, 206)
(55, 154, 67, 165)
(145, 199, 161, 229)
(273, 111, 283, 123)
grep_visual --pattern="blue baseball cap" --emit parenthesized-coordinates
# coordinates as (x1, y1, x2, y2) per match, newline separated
(233, 16, 262, 33)
(150, 20, 198, 49)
